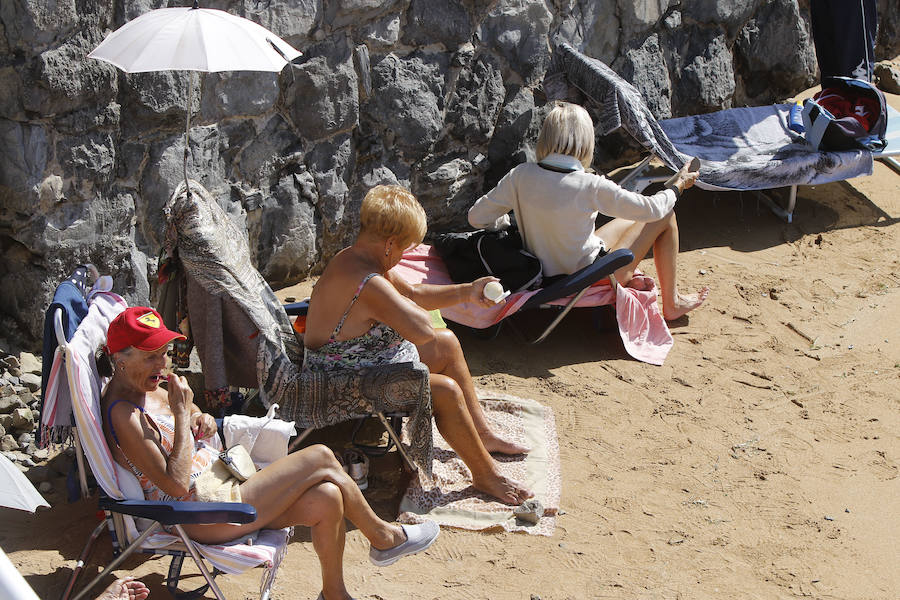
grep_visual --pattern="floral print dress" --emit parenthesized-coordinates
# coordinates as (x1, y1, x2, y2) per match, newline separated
(302, 273, 420, 372)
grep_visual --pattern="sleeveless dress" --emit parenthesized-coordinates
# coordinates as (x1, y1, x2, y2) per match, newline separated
(303, 273, 420, 371)
(106, 399, 229, 502)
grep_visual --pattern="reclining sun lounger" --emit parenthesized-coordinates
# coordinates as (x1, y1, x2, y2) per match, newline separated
(545, 42, 894, 223)
(395, 244, 676, 366)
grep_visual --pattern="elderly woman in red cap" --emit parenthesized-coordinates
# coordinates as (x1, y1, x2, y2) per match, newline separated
(99, 306, 438, 600)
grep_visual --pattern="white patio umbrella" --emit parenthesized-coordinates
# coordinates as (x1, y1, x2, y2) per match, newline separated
(88, 2, 302, 195)
(0, 453, 48, 513)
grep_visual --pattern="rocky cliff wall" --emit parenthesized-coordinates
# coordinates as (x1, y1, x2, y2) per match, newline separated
(1, 0, 898, 345)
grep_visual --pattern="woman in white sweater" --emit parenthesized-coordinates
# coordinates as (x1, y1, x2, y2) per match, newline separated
(468, 102, 708, 321)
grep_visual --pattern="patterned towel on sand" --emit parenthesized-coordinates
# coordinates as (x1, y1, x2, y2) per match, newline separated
(399, 391, 561, 536)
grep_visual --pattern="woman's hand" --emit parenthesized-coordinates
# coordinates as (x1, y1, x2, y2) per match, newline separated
(166, 374, 194, 417)
(470, 276, 505, 307)
(674, 158, 700, 193)
(190, 412, 217, 440)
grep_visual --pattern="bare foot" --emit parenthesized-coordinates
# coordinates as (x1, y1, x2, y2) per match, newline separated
(97, 578, 150, 600)
(472, 472, 533, 504)
(479, 430, 530, 455)
(663, 287, 709, 321)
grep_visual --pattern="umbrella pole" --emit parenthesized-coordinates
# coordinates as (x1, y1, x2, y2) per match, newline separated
(183, 71, 193, 199)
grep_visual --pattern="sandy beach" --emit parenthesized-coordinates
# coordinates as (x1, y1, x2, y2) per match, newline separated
(4, 90, 899, 600)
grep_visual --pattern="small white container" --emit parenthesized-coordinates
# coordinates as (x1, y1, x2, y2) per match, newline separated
(483, 281, 510, 303)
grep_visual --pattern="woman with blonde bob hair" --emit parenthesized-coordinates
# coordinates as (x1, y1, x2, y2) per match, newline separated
(303, 185, 533, 505)
(469, 102, 707, 320)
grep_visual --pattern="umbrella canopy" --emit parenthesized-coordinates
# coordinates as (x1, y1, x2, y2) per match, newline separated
(87, 6, 301, 73)
(0, 454, 48, 513)
(87, 4, 302, 198)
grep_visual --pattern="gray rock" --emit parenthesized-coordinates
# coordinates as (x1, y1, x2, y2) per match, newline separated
(0, 385, 14, 398)
(514, 498, 544, 524)
(38, 480, 53, 494)
(672, 31, 735, 113)
(0, 414, 12, 432)
(252, 171, 319, 286)
(874, 62, 900, 95)
(17, 432, 33, 448)
(248, 0, 321, 42)
(359, 12, 401, 47)
(0, 423, 5, 438)
(876, 0, 900, 58)
(0, 434, 17, 452)
(0, 394, 23, 414)
(403, 0, 473, 49)
(278, 36, 358, 142)
(23, 30, 118, 117)
(19, 390, 37, 409)
(2, 356, 20, 370)
(555, 0, 619, 66)
(10, 407, 34, 432)
(682, 0, 762, 35)
(486, 85, 546, 189)
(200, 71, 280, 123)
(326, 0, 399, 28)
(18, 352, 40, 375)
(446, 51, 505, 144)
(618, 0, 677, 39)
(478, 0, 553, 85)
(32, 447, 49, 461)
(0, 0, 82, 54)
(735, 0, 817, 103)
(55, 132, 117, 184)
(620, 33, 672, 119)
(0, 119, 49, 213)
(412, 153, 488, 231)
(365, 52, 448, 156)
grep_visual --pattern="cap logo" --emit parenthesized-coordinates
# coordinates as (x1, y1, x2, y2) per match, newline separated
(136, 312, 160, 328)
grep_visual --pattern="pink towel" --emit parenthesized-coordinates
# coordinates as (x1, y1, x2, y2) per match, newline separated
(394, 245, 672, 365)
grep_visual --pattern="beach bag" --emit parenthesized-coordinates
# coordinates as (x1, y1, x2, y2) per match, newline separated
(432, 227, 543, 293)
(801, 77, 887, 152)
(223, 403, 296, 468)
(194, 405, 290, 500)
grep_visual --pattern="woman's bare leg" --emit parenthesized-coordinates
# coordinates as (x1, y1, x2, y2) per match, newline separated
(429, 372, 532, 504)
(272, 481, 351, 600)
(183, 445, 404, 551)
(595, 214, 708, 320)
(417, 329, 528, 455)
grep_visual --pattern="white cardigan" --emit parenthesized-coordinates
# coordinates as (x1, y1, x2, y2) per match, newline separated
(468, 160, 677, 276)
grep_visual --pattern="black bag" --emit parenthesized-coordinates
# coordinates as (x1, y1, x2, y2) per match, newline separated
(432, 227, 543, 293)
(801, 76, 888, 152)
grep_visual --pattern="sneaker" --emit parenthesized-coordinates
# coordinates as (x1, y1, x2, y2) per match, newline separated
(368, 521, 440, 567)
(342, 449, 369, 491)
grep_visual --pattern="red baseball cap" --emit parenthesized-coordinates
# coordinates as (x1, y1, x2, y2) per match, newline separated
(106, 307, 186, 355)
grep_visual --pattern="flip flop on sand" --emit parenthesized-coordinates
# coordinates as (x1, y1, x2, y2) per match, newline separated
(368, 521, 440, 567)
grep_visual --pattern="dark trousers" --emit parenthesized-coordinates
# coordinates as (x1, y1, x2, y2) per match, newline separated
(810, 0, 878, 81)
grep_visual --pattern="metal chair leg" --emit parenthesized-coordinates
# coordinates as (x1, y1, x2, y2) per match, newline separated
(375, 412, 417, 472)
(288, 426, 315, 452)
(59, 520, 107, 600)
(173, 525, 226, 600)
(69, 522, 162, 600)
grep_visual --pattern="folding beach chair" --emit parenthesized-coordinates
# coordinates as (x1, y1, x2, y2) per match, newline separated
(545, 42, 893, 223)
(44, 291, 292, 600)
(161, 181, 434, 474)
